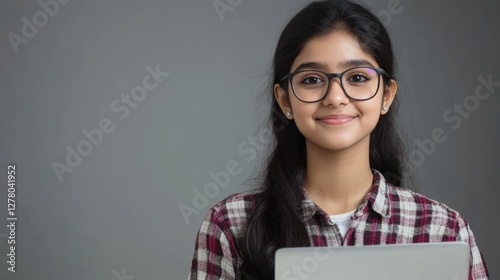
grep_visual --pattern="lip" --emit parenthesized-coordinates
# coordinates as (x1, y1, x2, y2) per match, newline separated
(317, 114, 356, 125)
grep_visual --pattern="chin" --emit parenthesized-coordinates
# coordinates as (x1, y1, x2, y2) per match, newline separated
(323, 143, 356, 151)
(307, 139, 356, 151)
(307, 134, 371, 151)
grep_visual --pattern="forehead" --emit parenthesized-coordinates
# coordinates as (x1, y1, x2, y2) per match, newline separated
(290, 30, 379, 72)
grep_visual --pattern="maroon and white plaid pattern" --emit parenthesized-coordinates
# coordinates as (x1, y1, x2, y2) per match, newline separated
(188, 169, 489, 279)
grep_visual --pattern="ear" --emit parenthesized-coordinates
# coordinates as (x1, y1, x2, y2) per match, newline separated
(381, 79, 397, 115)
(274, 83, 293, 119)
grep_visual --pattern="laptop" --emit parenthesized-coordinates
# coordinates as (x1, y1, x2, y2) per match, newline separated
(275, 242, 470, 280)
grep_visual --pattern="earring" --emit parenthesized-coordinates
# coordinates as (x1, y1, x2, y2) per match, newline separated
(286, 112, 291, 116)
(383, 107, 387, 111)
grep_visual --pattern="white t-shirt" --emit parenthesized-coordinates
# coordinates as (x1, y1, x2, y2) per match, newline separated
(329, 209, 356, 238)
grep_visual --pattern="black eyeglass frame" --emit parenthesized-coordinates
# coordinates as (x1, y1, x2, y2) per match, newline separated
(280, 66, 390, 103)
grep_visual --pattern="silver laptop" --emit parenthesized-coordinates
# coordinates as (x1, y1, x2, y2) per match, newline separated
(275, 242, 470, 280)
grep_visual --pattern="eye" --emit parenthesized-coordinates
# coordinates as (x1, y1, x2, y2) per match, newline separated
(301, 76, 324, 84)
(347, 74, 369, 83)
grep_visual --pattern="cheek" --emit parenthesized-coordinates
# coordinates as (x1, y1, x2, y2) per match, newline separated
(357, 103, 382, 126)
(290, 102, 317, 132)
(360, 102, 381, 114)
(359, 94, 383, 113)
(290, 99, 314, 118)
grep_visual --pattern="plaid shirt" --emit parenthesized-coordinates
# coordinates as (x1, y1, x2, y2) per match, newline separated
(188, 169, 489, 279)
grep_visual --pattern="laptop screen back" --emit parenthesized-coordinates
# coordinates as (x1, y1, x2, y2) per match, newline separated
(275, 242, 470, 280)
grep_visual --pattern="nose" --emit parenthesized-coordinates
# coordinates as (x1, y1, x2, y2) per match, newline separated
(322, 77, 349, 107)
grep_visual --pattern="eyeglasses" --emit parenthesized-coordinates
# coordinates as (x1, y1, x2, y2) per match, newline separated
(280, 66, 389, 103)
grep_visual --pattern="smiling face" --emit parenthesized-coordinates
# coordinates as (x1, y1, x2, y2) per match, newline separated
(274, 30, 397, 152)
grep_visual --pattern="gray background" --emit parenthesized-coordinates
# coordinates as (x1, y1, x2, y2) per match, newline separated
(1, 0, 499, 279)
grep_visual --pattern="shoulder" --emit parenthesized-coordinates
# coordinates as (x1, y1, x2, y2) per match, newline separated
(190, 192, 260, 278)
(384, 183, 466, 234)
(200, 191, 260, 238)
(373, 169, 461, 223)
(383, 184, 489, 278)
(387, 184, 459, 216)
(207, 191, 259, 221)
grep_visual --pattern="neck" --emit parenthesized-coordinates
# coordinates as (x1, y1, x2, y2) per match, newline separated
(304, 137, 374, 215)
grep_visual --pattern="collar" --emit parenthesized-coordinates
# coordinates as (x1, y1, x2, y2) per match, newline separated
(298, 169, 392, 222)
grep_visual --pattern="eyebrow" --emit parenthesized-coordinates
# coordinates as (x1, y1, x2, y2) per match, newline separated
(293, 59, 375, 72)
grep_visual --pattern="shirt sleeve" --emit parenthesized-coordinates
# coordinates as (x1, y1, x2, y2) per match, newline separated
(188, 206, 237, 280)
(456, 215, 490, 280)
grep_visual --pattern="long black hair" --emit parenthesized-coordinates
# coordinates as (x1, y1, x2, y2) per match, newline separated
(239, 0, 408, 278)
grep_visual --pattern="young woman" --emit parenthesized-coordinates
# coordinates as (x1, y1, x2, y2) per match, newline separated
(188, 1, 489, 279)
